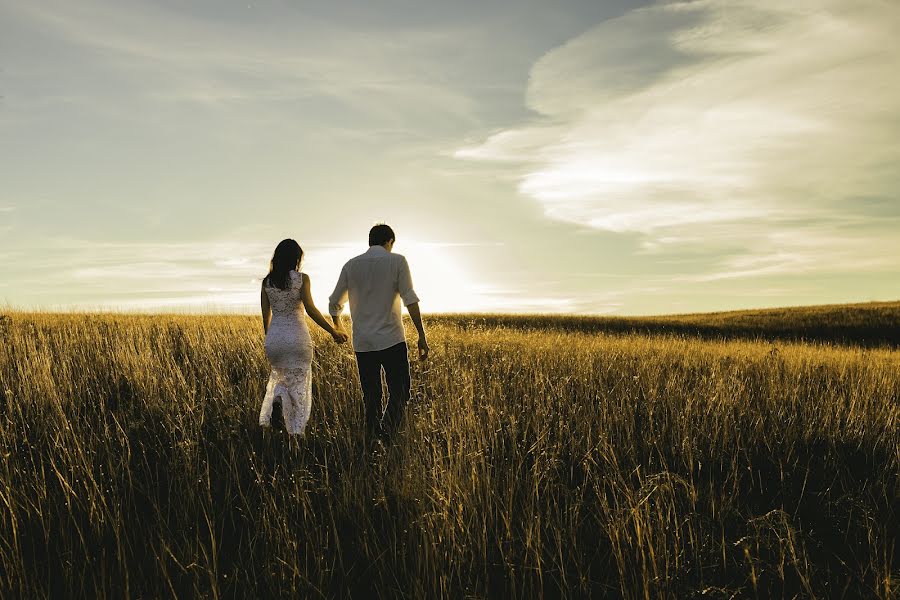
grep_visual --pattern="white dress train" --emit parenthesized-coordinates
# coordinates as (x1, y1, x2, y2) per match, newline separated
(259, 270, 313, 435)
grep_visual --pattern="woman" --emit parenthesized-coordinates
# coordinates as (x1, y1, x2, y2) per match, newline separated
(259, 239, 347, 436)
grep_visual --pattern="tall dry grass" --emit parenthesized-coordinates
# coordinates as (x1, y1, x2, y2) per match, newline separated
(0, 312, 897, 598)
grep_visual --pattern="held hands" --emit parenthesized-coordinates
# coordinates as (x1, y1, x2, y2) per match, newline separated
(331, 329, 349, 344)
(417, 336, 430, 361)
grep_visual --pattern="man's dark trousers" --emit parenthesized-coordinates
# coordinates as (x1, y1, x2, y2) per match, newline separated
(355, 342, 411, 442)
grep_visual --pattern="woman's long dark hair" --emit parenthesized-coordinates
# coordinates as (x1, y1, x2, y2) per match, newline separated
(264, 239, 303, 290)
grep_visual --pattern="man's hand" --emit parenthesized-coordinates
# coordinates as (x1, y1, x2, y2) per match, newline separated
(331, 330, 349, 344)
(417, 336, 430, 361)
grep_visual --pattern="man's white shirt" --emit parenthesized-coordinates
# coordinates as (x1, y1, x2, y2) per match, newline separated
(328, 245, 420, 352)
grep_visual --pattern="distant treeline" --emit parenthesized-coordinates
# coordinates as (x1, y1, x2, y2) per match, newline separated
(428, 301, 900, 348)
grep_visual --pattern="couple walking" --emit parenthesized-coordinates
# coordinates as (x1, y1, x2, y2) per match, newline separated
(258, 224, 429, 442)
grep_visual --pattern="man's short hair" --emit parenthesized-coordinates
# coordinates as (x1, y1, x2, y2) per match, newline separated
(369, 223, 395, 247)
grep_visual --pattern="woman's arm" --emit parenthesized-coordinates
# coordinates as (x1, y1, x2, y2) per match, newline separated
(301, 275, 348, 343)
(260, 281, 271, 334)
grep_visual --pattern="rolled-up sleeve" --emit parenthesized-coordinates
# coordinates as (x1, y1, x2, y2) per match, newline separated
(328, 264, 349, 316)
(397, 256, 420, 306)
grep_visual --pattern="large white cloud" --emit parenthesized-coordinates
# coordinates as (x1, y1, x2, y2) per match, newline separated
(457, 0, 900, 278)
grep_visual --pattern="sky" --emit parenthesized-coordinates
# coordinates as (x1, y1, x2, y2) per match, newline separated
(1, 0, 898, 315)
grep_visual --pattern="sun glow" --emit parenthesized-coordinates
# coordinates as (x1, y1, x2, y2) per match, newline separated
(398, 242, 480, 314)
(299, 240, 489, 315)
(54, 239, 525, 315)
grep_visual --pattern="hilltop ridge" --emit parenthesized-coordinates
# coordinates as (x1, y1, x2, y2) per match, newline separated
(432, 300, 900, 348)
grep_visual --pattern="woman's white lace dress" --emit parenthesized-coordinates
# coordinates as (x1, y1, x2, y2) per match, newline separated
(259, 270, 313, 435)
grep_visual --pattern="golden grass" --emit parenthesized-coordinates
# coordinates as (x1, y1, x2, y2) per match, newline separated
(0, 310, 897, 598)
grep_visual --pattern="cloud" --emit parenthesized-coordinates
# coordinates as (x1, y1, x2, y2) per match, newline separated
(4, 1, 481, 128)
(461, 287, 623, 314)
(457, 0, 900, 278)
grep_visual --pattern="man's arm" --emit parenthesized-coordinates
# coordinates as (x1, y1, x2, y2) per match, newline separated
(328, 264, 349, 329)
(406, 302, 429, 361)
(397, 256, 426, 359)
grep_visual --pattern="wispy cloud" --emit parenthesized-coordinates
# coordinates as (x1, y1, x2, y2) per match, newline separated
(462, 287, 622, 315)
(5, 1, 482, 129)
(457, 0, 900, 279)
(4, 237, 527, 313)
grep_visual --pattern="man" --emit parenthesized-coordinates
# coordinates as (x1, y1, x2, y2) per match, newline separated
(329, 224, 429, 443)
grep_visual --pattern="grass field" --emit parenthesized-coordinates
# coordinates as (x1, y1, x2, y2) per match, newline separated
(0, 304, 897, 598)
